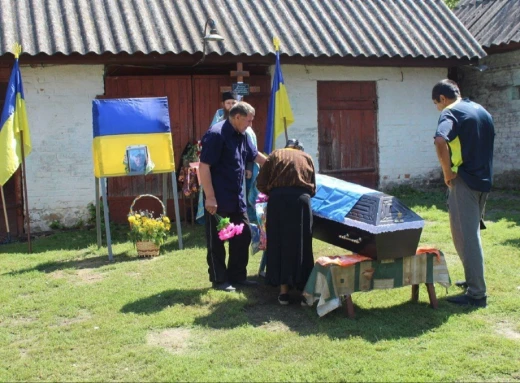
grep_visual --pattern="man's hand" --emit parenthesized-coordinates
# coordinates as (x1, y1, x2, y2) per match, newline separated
(205, 196, 218, 215)
(444, 170, 457, 187)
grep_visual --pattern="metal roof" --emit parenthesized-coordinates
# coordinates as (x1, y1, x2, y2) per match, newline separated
(0, 0, 485, 60)
(454, 0, 520, 48)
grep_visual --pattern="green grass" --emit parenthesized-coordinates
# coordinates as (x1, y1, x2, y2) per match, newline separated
(0, 188, 519, 382)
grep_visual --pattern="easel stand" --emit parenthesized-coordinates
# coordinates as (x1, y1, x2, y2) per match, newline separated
(95, 171, 183, 262)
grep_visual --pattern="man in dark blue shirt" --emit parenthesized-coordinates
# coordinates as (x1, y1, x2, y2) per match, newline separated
(199, 102, 267, 292)
(432, 79, 495, 308)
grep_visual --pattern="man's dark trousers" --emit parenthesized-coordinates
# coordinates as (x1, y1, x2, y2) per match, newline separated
(205, 210, 252, 284)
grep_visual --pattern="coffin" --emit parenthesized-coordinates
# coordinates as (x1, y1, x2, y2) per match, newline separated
(312, 175, 424, 261)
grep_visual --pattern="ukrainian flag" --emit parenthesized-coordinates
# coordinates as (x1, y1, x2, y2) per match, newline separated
(263, 38, 294, 154)
(0, 44, 31, 186)
(92, 97, 175, 178)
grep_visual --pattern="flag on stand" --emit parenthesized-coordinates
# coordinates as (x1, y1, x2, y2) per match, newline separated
(0, 44, 31, 186)
(263, 37, 294, 154)
(92, 97, 175, 177)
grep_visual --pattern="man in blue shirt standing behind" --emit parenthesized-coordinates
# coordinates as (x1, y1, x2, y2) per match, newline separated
(199, 102, 267, 292)
(432, 79, 495, 308)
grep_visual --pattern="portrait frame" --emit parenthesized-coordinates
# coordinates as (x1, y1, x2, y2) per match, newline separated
(126, 145, 149, 175)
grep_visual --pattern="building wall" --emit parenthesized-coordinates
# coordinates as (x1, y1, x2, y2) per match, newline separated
(278, 65, 447, 188)
(23, 65, 104, 231)
(460, 49, 520, 186)
(21, 63, 447, 231)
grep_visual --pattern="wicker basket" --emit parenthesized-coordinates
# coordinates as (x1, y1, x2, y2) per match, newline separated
(129, 194, 166, 258)
(136, 241, 160, 257)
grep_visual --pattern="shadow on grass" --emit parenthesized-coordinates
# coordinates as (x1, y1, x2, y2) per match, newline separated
(502, 238, 520, 248)
(120, 287, 211, 315)
(0, 226, 131, 255)
(120, 282, 471, 342)
(3, 252, 138, 275)
(161, 224, 207, 252)
(0, 223, 207, 255)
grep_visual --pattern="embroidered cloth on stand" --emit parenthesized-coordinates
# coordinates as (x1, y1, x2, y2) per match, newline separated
(303, 251, 451, 317)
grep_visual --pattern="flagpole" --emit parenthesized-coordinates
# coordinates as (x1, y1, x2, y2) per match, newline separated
(283, 117, 288, 142)
(19, 132, 32, 253)
(0, 186, 10, 243)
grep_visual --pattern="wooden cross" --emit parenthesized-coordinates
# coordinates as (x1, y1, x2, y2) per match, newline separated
(220, 62, 260, 95)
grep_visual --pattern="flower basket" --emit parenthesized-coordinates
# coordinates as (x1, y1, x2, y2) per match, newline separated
(128, 194, 170, 258)
(136, 241, 160, 257)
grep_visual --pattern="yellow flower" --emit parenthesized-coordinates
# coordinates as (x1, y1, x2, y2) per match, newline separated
(128, 208, 171, 247)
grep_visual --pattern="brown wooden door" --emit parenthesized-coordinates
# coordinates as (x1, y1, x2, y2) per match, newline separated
(0, 67, 24, 239)
(105, 76, 193, 170)
(104, 76, 193, 223)
(103, 74, 271, 223)
(0, 172, 23, 240)
(192, 75, 271, 149)
(317, 81, 378, 189)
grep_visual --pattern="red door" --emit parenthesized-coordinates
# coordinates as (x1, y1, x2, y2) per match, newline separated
(103, 74, 271, 223)
(104, 76, 193, 222)
(0, 67, 24, 239)
(317, 81, 378, 189)
(192, 75, 271, 149)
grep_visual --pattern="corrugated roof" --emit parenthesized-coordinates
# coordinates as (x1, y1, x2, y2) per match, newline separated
(0, 0, 485, 60)
(454, 0, 520, 48)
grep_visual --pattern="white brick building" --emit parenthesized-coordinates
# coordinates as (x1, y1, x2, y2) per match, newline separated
(0, 0, 487, 233)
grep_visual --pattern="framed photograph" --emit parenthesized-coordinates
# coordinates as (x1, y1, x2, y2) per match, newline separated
(126, 145, 148, 175)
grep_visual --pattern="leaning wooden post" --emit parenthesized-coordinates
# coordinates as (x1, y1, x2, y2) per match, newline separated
(95, 177, 101, 248)
(171, 171, 183, 250)
(283, 117, 288, 142)
(19, 132, 32, 253)
(100, 177, 113, 261)
(0, 186, 10, 242)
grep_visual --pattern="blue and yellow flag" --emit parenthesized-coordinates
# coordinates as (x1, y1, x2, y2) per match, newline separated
(0, 44, 31, 186)
(263, 38, 294, 154)
(92, 97, 175, 178)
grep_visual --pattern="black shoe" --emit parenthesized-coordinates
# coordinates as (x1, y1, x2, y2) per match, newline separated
(278, 294, 290, 305)
(212, 282, 236, 292)
(447, 294, 487, 308)
(233, 279, 259, 287)
(455, 280, 468, 289)
(301, 295, 312, 307)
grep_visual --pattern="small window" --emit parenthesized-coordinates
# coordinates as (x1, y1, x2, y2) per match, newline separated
(512, 86, 520, 101)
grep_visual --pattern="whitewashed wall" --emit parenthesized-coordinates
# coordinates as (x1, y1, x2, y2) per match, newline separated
(277, 65, 447, 189)
(20, 63, 447, 231)
(23, 65, 104, 231)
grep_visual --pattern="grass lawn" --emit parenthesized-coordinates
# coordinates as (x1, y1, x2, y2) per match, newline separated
(0, 187, 519, 382)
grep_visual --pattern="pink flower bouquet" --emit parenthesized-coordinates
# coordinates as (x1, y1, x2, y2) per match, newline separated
(215, 214, 245, 241)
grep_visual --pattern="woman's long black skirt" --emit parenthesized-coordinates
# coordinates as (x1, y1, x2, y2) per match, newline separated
(265, 187, 314, 290)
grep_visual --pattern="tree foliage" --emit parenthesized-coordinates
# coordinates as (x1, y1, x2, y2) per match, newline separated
(444, 0, 461, 9)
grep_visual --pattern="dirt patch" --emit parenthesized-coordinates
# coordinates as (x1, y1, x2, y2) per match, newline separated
(146, 328, 192, 354)
(495, 320, 520, 341)
(258, 320, 291, 332)
(76, 269, 104, 284)
(49, 270, 65, 280)
(54, 309, 92, 327)
(9, 316, 38, 326)
(48, 268, 104, 284)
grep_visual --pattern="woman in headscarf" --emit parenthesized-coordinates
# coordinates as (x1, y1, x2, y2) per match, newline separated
(256, 139, 316, 305)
